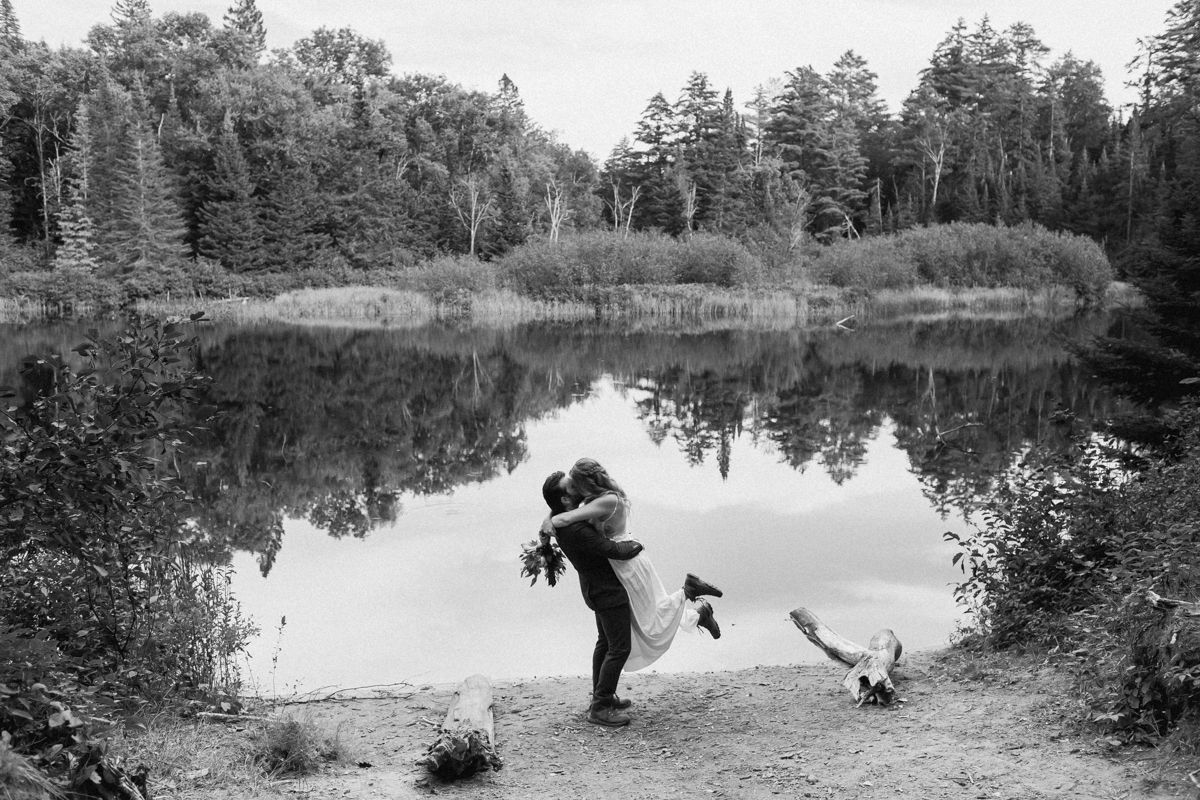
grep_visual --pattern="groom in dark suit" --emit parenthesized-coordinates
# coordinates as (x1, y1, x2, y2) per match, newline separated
(541, 470, 643, 727)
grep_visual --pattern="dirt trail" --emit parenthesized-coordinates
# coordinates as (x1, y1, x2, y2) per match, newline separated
(235, 650, 1190, 799)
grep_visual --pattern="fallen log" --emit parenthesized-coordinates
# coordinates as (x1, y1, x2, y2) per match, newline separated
(789, 607, 903, 706)
(1147, 590, 1200, 617)
(417, 674, 502, 780)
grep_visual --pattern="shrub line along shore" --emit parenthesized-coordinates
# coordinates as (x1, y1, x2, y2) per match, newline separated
(1, 223, 1118, 325)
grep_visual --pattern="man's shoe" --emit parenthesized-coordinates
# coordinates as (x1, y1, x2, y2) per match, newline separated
(696, 599, 721, 639)
(588, 706, 631, 727)
(612, 695, 632, 709)
(683, 573, 723, 602)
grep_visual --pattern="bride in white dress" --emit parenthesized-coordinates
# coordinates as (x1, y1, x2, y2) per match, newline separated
(541, 458, 722, 670)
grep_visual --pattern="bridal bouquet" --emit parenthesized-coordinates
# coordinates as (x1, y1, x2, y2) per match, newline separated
(519, 535, 566, 587)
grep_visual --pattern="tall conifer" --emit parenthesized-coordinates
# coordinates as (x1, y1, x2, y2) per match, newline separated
(222, 0, 266, 66)
(198, 116, 262, 271)
(54, 100, 100, 273)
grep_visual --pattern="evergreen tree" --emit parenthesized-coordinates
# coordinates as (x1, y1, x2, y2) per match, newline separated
(257, 162, 331, 271)
(88, 0, 165, 87)
(767, 65, 867, 235)
(104, 114, 189, 271)
(223, 0, 266, 63)
(631, 92, 681, 231)
(1075, 0, 1200, 444)
(197, 115, 262, 271)
(85, 71, 134, 264)
(489, 148, 532, 255)
(0, 0, 20, 48)
(54, 100, 99, 273)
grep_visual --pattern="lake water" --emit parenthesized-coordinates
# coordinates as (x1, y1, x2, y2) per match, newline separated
(0, 314, 1124, 695)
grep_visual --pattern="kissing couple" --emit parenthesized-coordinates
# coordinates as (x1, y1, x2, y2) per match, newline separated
(540, 458, 723, 727)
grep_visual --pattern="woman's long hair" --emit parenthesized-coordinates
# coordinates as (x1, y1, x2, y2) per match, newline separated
(569, 458, 626, 503)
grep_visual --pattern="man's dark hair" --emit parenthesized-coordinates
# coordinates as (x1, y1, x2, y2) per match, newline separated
(542, 470, 567, 515)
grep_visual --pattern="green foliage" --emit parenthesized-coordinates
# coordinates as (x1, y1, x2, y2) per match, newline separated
(497, 230, 765, 299)
(673, 233, 764, 286)
(0, 269, 124, 315)
(0, 317, 255, 781)
(811, 236, 918, 290)
(813, 222, 1112, 302)
(390, 255, 499, 304)
(949, 403, 1200, 738)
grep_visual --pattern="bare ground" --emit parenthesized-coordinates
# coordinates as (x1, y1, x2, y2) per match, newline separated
(187, 649, 1195, 800)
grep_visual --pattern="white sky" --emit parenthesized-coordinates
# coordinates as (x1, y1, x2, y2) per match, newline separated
(20, 0, 1177, 159)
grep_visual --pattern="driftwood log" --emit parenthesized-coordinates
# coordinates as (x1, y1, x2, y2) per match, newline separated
(417, 674, 502, 779)
(1147, 590, 1200, 617)
(789, 607, 903, 706)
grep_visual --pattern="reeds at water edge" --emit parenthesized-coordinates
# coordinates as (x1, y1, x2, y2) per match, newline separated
(3, 281, 1138, 328)
(143, 283, 1126, 327)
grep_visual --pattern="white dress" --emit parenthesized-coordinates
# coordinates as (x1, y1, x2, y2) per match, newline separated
(598, 495, 699, 671)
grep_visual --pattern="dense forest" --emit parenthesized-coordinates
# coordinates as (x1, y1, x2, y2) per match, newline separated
(0, 0, 1197, 300)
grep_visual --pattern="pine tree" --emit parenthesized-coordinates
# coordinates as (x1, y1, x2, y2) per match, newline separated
(198, 116, 262, 271)
(54, 100, 100, 273)
(85, 71, 134, 266)
(105, 116, 189, 271)
(767, 66, 867, 235)
(257, 163, 330, 271)
(0, 0, 21, 48)
(632, 92, 682, 231)
(489, 149, 532, 255)
(1075, 0, 1200, 434)
(224, 0, 266, 60)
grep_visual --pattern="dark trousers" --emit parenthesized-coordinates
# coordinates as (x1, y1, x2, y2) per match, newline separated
(591, 603, 632, 710)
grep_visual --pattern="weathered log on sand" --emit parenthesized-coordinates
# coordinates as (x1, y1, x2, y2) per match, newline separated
(417, 674, 503, 779)
(789, 607, 903, 706)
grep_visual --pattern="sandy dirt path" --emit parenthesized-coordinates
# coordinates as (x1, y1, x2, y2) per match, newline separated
(223, 650, 1190, 800)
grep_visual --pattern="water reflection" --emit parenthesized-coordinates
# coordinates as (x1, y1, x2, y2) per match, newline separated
(1, 315, 1126, 688)
(153, 316, 1121, 575)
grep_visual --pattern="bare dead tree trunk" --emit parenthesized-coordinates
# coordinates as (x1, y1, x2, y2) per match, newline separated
(544, 180, 567, 243)
(449, 174, 495, 256)
(607, 180, 624, 232)
(623, 185, 641, 239)
(783, 179, 812, 253)
(677, 174, 698, 235)
(919, 134, 946, 222)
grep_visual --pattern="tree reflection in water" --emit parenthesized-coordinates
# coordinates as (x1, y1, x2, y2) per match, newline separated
(7, 316, 1116, 575)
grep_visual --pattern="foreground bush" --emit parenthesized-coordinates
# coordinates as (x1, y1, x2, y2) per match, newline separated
(815, 222, 1113, 305)
(950, 402, 1200, 741)
(0, 317, 255, 790)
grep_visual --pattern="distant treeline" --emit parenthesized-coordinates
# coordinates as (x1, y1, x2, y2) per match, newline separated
(0, 0, 1192, 305)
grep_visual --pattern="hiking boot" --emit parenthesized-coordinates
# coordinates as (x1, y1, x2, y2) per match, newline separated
(696, 599, 721, 639)
(612, 695, 632, 709)
(683, 573, 723, 602)
(588, 706, 631, 727)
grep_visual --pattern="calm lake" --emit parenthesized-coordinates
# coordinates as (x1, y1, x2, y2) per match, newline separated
(1, 313, 1125, 695)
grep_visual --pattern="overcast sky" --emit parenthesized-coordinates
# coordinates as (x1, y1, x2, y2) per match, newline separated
(18, 0, 1178, 158)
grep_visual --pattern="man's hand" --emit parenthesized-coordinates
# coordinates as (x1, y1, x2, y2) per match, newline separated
(612, 539, 643, 560)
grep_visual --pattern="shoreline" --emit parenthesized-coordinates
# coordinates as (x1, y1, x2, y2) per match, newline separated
(1, 281, 1141, 327)
(129, 647, 1192, 799)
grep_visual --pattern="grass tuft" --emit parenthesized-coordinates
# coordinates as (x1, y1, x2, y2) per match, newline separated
(253, 714, 351, 777)
(0, 737, 56, 800)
